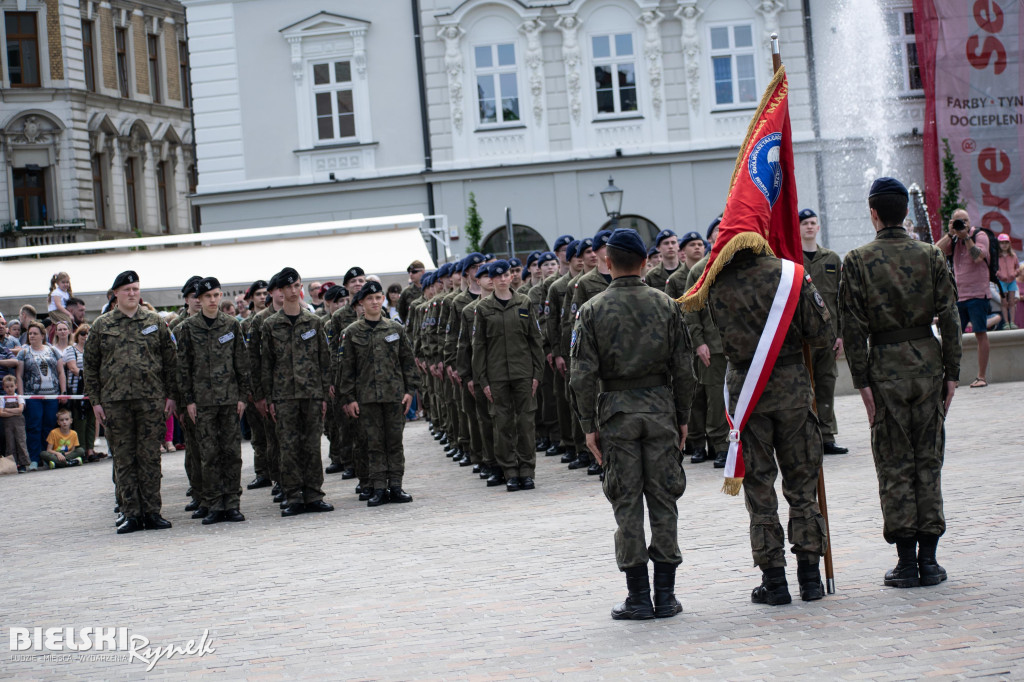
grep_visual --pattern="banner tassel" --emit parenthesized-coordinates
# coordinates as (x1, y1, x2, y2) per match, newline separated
(721, 477, 743, 497)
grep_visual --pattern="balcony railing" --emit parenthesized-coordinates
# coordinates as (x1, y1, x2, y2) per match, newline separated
(0, 220, 144, 250)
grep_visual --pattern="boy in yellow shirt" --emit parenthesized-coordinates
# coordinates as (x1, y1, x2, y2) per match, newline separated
(41, 408, 85, 469)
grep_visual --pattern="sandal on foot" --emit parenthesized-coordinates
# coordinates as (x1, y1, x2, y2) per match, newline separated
(969, 378, 988, 388)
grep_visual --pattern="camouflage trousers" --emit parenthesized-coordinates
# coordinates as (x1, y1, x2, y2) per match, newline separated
(741, 407, 827, 568)
(600, 409, 686, 570)
(327, 396, 354, 469)
(536, 364, 559, 442)
(274, 399, 325, 505)
(460, 384, 483, 464)
(105, 399, 165, 518)
(447, 379, 467, 451)
(263, 406, 281, 483)
(245, 399, 268, 479)
(181, 414, 203, 502)
(344, 411, 368, 487)
(488, 378, 536, 479)
(472, 382, 495, 467)
(553, 367, 573, 448)
(565, 368, 587, 454)
(361, 402, 406, 489)
(195, 405, 243, 511)
(810, 345, 839, 441)
(869, 376, 946, 544)
(688, 354, 728, 454)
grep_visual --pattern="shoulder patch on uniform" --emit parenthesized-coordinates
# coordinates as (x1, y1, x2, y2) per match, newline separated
(570, 328, 578, 349)
(813, 291, 826, 309)
(445, 323, 451, 333)
(301, 329, 317, 341)
(544, 303, 550, 315)
(805, 273, 813, 283)
(570, 302, 577, 314)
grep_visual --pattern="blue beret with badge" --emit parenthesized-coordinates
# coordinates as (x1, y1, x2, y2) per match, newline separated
(526, 250, 542, 267)
(566, 239, 581, 261)
(647, 245, 659, 258)
(593, 230, 613, 250)
(680, 230, 703, 247)
(488, 260, 510, 278)
(868, 177, 908, 198)
(538, 251, 558, 265)
(508, 257, 523, 268)
(553, 234, 574, 252)
(707, 216, 723, 240)
(798, 208, 817, 221)
(578, 237, 595, 255)
(461, 252, 485, 275)
(654, 229, 678, 247)
(606, 228, 647, 257)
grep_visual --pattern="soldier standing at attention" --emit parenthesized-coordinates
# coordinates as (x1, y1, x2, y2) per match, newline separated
(85, 271, 177, 534)
(338, 281, 419, 506)
(261, 267, 334, 517)
(569, 228, 695, 620)
(508, 257, 524, 291)
(644, 229, 682, 292)
(323, 285, 355, 478)
(530, 251, 561, 454)
(664, 231, 705, 300)
(471, 260, 545, 491)
(175, 277, 250, 524)
(455, 260, 496, 478)
(242, 280, 271, 490)
(170, 276, 202, 334)
(444, 254, 487, 468)
(174, 276, 205, 513)
(398, 261, 425, 326)
(799, 208, 848, 455)
(560, 237, 598, 464)
(333, 269, 367, 494)
(645, 246, 661, 275)
(840, 177, 961, 588)
(251, 274, 286, 504)
(545, 239, 583, 459)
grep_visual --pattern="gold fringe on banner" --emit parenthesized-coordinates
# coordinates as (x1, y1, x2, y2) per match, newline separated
(721, 477, 743, 497)
(677, 232, 771, 311)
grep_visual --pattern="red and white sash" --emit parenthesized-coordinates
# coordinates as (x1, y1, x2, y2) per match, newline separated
(721, 259, 805, 495)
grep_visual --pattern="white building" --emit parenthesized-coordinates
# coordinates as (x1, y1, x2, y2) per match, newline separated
(1, 0, 196, 248)
(182, 0, 927, 261)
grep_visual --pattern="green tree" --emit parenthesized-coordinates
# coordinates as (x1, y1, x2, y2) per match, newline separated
(465, 192, 483, 253)
(939, 138, 967, 229)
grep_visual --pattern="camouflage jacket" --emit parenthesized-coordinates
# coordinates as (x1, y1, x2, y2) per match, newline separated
(455, 295, 484, 381)
(169, 309, 191, 333)
(528, 281, 550, 353)
(328, 304, 359, 379)
(443, 290, 476, 367)
(175, 312, 250, 406)
(434, 290, 460, 365)
(684, 256, 723, 354)
(83, 307, 177, 405)
(559, 270, 589, 361)
(839, 227, 961, 389)
(803, 247, 842, 335)
(337, 317, 418, 405)
(407, 296, 427, 357)
(569, 276, 695, 433)
(663, 262, 693, 300)
(246, 305, 278, 401)
(398, 283, 422, 326)
(709, 250, 834, 413)
(644, 261, 683, 292)
(260, 309, 331, 402)
(471, 291, 545, 386)
(545, 271, 575, 358)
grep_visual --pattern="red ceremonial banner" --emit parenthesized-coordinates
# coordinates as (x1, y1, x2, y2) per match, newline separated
(916, 0, 1023, 248)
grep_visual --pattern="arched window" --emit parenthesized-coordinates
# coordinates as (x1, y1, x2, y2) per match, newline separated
(480, 224, 547, 261)
(599, 214, 660, 246)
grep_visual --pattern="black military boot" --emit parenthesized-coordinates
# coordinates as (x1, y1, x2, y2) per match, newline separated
(325, 462, 345, 474)
(568, 452, 591, 470)
(247, 475, 272, 490)
(535, 437, 551, 453)
(478, 464, 491, 479)
(389, 487, 413, 503)
(917, 534, 947, 586)
(713, 448, 727, 469)
(184, 498, 201, 512)
(546, 443, 565, 456)
(341, 468, 356, 480)
(611, 566, 655, 620)
(367, 488, 389, 507)
(884, 539, 920, 588)
(751, 566, 792, 605)
(690, 448, 708, 464)
(358, 487, 375, 501)
(190, 506, 210, 519)
(587, 462, 603, 476)
(797, 560, 824, 601)
(560, 448, 577, 464)
(142, 513, 173, 530)
(485, 471, 505, 487)
(459, 453, 474, 467)
(116, 516, 144, 534)
(652, 562, 683, 618)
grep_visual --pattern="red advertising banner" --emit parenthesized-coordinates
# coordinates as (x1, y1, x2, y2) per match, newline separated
(916, 0, 1023, 248)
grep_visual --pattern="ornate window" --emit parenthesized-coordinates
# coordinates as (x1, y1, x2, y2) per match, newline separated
(148, 34, 162, 104)
(312, 59, 356, 141)
(474, 43, 519, 126)
(178, 40, 191, 107)
(591, 33, 637, 115)
(888, 9, 922, 94)
(82, 20, 96, 92)
(124, 158, 139, 230)
(91, 155, 106, 228)
(115, 27, 130, 97)
(4, 12, 40, 87)
(156, 161, 170, 232)
(708, 23, 757, 108)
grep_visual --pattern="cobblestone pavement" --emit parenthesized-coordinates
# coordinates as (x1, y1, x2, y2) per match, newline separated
(3, 384, 1022, 680)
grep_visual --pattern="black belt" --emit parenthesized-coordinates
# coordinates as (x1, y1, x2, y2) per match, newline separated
(734, 353, 804, 373)
(869, 326, 933, 346)
(599, 374, 668, 392)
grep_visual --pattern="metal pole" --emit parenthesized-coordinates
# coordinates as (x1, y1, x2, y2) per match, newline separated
(506, 206, 515, 258)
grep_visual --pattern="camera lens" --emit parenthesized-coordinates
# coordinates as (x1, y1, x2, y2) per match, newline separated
(952, 219, 965, 231)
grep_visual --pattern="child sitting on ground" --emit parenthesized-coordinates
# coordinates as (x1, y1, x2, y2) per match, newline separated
(41, 408, 85, 469)
(1, 375, 30, 473)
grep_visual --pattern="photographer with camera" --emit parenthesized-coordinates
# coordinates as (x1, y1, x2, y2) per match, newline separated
(936, 209, 990, 388)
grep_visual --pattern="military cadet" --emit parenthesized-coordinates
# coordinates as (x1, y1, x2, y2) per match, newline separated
(544, 239, 582, 459)
(644, 229, 682, 292)
(260, 267, 334, 517)
(250, 274, 287, 503)
(569, 228, 695, 620)
(799, 208, 848, 455)
(471, 260, 545, 491)
(454, 256, 496, 477)
(85, 271, 177, 534)
(322, 285, 356, 478)
(840, 177, 961, 589)
(170, 275, 202, 333)
(314, 282, 336, 319)
(331, 271, 366, 491)
(664, 231, 705, 300)
(175, 277, 250, 524)
(435, 261, 466, 461)
(172, 276, 205, 512)
(338, 281, 419, 506)
(508, 257, 524, 288)
(444, 254, 487, 468)
(530, 251, 561, 454)
(521, 251, 542, 296)
(242, 280, 272, 490)
(565, 230, 614, 475)
(707, 242, 834, 606)
(645, 246, 661, 275)
(398, 261, 426, 325)
(560, 237, 598, 465)
(684, 218, 729, 467)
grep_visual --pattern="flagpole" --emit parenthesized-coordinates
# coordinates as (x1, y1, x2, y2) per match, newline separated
(771, 31, 836, 595)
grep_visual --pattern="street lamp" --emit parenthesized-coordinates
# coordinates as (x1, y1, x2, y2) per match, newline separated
(599, 175, 623, 230)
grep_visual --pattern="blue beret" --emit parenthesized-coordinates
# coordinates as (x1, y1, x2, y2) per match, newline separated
(521, 268, 530, 281)
(488, 260, 510, 278)
(593, 230, 613, 250)
(421, 272, 433, 288)
(655, 229, 678, 247)
(606, 228, 647, 258)
(461, 252, 485, 275)
(868, 177, 908, 198)
(680, 231, 703, 247)
(437, 262, 454, 278)
(566, 239, 582, 261)
(113, 270, 139, 290)
(647, 246, 659, 258)
(473, 265, 490, 279)
(578, 237, 595, 254)
(354, 280, 383, 303)
(538, 251, 558, 265)
(798, 208, 817, 222)
(553, 234, 574, 252)
(508, 257, 523, 268)
(483, 253, 494, 261)
(526, 250, 542, 267)
(707, 216, 722, 240)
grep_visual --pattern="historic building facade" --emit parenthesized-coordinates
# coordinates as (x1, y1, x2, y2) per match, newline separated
(182, 0, 926, 259)
(0, 0, 195, 248)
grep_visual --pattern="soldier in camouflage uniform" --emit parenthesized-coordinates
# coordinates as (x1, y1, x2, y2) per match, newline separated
(546, 239, 584, 459)
(260, 267, 334, 517)
(707, 247, 834, 606)
(560, 238, 598, 464)
(643, 229, 683, 292)
(664, 230, 705, 300)
(471, 260, 545, 490)
(455, 259, 497, 478)
(85, 271, 177, 534)
(529, 251, 561, 454)
(250, 275, 286, 503)
(241, 280, 271, 490)
(338, 281, 419, 506)
(322, 285, 355, 478)
(333, 268, 368, 494)
(398, 261, 425, 326)
(839, 177, 961, 589)
(569, 228, 695, 620)
(799, 208, 848, 455)
(173, 276, 205, 512)
(444, 254, 487, 469)
(175, 277, 250, 524)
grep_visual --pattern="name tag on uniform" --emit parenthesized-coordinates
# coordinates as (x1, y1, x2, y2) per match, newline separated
(384, 333, 400, 343)
(141, 324, 158, 335)
(825, 264, 838, 274)
(301, 329, 317, 341)
(219, 331, 235, 344)
(518, 308, 529, 318)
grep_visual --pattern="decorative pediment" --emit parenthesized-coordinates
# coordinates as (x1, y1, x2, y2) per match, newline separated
(280, 12, 370, 83)
(279, 12, 370, 40)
